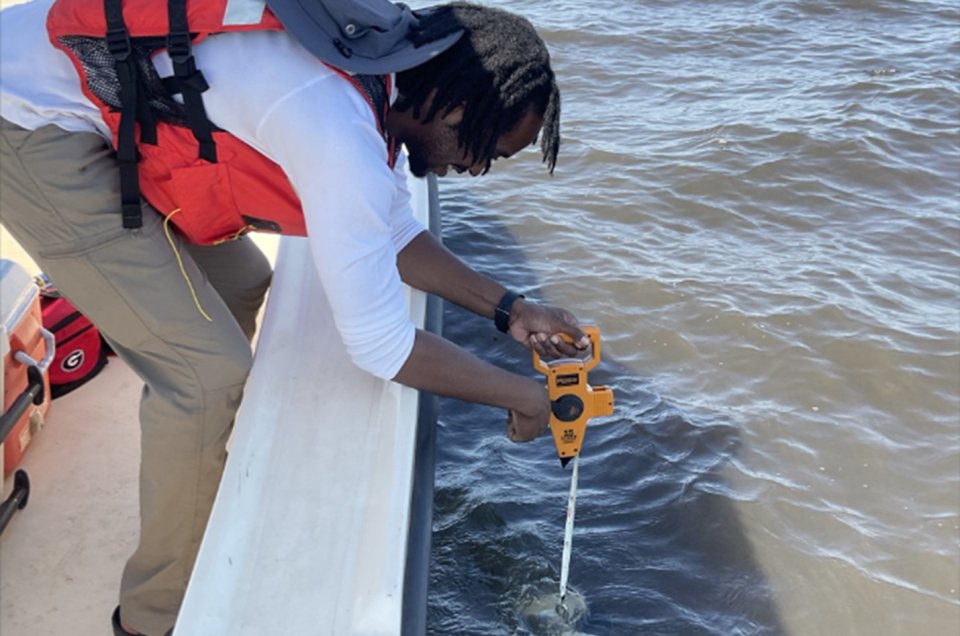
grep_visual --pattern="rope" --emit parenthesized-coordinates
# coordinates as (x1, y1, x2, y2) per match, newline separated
(212, 224, 255, 245)
(163, 209, 213, 322)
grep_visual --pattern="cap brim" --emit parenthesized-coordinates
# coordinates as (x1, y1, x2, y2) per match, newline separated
(266, 0, 463, 74)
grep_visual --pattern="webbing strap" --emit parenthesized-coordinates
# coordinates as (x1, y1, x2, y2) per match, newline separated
(168, 0, 217, 163)
(135, 72, 158, 146)
(104, 0, 143, 229)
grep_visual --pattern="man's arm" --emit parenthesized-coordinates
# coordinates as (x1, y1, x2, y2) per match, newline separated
(395, 231, 505, 318)
(396, 231, 589, 358)
(392, 227, 552, 441)
(393, 230, 595, 441)
(392, 330, 550, 441)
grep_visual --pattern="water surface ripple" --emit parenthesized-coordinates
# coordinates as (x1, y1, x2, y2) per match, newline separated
(424, 1, 960, 634)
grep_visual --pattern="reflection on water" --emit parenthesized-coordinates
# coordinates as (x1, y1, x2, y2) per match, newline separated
(424, 0, 959, 634)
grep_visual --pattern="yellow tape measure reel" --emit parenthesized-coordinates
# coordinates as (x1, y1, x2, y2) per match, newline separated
(532, 326, 615, 466)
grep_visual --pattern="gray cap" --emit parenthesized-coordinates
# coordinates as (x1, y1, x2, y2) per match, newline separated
(265, 0, 463, 74)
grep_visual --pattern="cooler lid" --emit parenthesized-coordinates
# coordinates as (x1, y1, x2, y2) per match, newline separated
(1, 259, 39, 334)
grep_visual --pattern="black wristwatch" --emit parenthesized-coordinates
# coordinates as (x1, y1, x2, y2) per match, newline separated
(494, 290, 525, 333)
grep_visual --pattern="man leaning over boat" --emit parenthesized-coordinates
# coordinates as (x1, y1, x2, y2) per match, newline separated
(0, 0, 587, 633)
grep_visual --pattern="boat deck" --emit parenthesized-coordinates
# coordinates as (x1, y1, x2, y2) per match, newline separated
(0, 356, 141, 635)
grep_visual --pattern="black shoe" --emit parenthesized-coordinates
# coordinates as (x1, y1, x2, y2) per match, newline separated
(112, 606, 174, 636)
(112, 607, 141, 636)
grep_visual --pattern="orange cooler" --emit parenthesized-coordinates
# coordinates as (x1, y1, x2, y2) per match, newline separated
(1, 259, 54, 479)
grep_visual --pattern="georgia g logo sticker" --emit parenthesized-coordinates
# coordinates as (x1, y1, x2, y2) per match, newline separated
(62, 349, 85, 373)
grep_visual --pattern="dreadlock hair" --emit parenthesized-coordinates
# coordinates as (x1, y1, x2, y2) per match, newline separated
(397, 2, 561, 173)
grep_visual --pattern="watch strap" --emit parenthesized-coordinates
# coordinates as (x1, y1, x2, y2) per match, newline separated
(494, 290, 524, 333)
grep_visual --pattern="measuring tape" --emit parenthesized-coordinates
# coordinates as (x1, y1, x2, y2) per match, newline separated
(532, 325, 615, 607)
(532, 325, 615, 466)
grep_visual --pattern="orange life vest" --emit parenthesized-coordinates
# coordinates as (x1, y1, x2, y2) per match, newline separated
(47, 0, 395, 245)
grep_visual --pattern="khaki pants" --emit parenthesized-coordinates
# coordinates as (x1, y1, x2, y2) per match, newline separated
(0, 119, 271, 636)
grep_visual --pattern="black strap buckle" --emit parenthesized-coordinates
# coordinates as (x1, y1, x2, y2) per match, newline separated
(167, 31, 193, 64)
(106, 27, 132, 61)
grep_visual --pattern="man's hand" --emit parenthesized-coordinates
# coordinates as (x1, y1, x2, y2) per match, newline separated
(508, 298, 589, 359)
(506, 384, 552, 442)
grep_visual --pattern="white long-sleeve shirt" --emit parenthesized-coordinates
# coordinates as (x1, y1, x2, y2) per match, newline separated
(0, 0, 422, 379)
